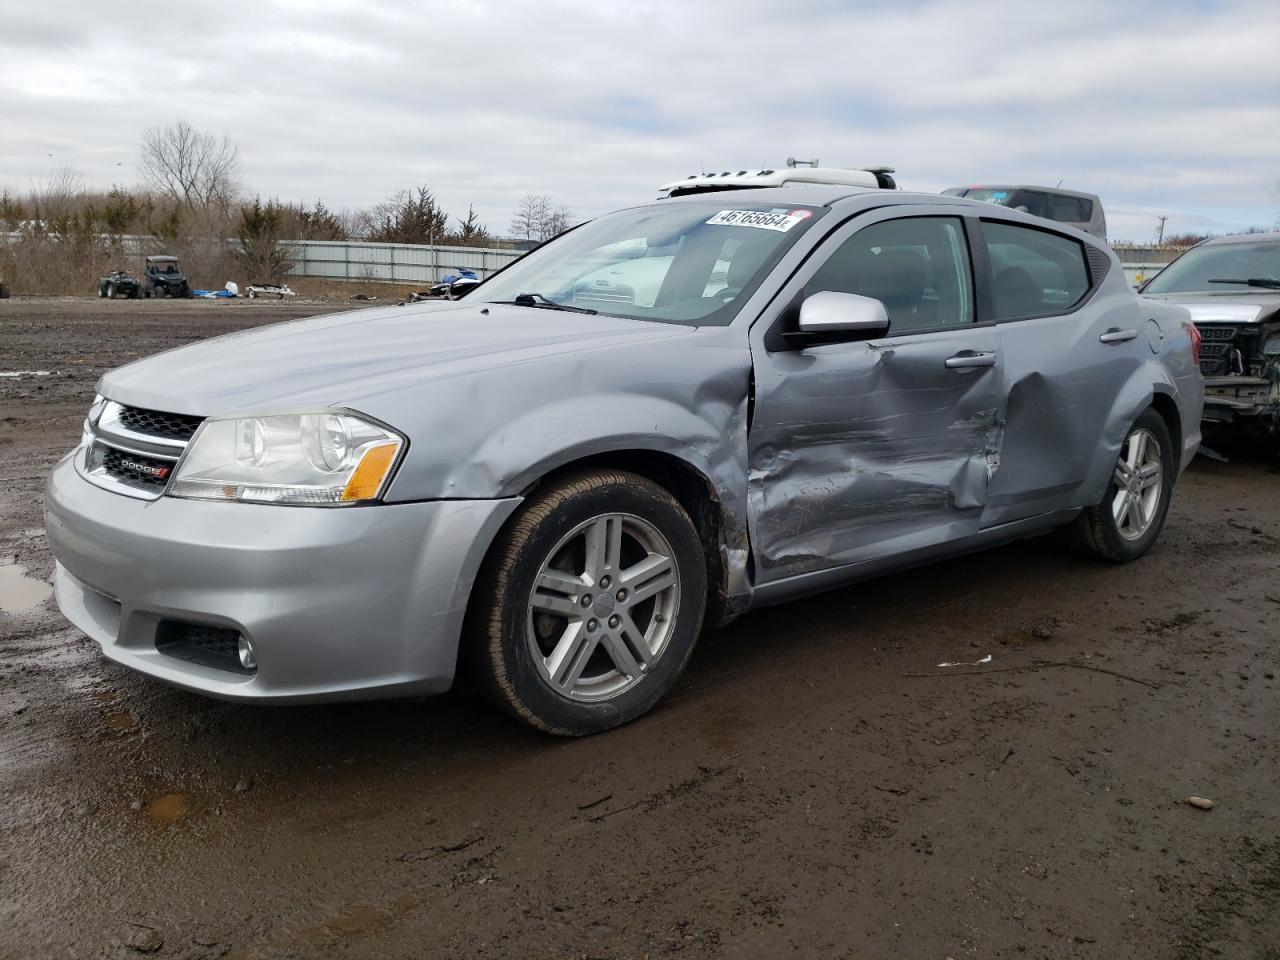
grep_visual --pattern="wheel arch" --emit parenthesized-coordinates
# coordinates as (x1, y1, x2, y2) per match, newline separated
(527, 449, 735, 627)
(1148, 388, 1183, 462)
(462, 447, 739, 661)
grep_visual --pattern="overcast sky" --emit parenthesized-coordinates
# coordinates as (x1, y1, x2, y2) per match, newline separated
(2, 0, 1278, 242)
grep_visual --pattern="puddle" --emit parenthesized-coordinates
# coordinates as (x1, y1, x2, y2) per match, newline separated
(0, 563, 53, 613)
(104, 710, 139, 733)
(146, 793, 189, 825)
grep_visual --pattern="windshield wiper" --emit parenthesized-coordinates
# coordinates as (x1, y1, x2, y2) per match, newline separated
(1207, 277, 1280, 289)
(506, 292, 597, 314)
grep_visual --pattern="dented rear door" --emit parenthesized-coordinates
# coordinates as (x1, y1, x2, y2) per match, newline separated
(745, 210, 1005, 584)
(974, 218, 1140, 524)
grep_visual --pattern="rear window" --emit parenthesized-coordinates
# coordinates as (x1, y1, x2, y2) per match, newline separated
(1050, 194, 1092, 222)
(963, 189, 1092, 224)
(983, 221, 1091, 320)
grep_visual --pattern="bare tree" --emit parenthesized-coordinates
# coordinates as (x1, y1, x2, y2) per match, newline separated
(541, 205, 574, 241)
(140, 121, 241, 213)
(510, 194, 550, 244)
(510, 194, 574, 243)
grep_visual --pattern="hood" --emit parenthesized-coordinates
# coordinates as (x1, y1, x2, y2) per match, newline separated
(1142, 290, 1280, 325)
(99, 300, 692, 415)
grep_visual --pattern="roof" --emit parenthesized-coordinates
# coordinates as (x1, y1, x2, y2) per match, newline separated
(145, 255, 180, 261)
(1201, 232, 1280, 246)
(660, 166, 896, 197)
(654, 184, 880, 208)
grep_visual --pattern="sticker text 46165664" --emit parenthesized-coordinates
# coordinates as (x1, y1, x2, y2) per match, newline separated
(705, 209, 810, 232)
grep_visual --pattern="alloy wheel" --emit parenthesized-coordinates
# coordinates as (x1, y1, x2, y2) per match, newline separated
(526, 512, 680, 702)
(1112, 426, 1163, 541)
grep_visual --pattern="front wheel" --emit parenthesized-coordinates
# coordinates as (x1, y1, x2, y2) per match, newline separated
(1069, 408, 1174, 562)
(471, 469, 707, 736)
(105, 283, 116, 299)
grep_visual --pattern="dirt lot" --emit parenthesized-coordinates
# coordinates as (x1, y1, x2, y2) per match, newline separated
(2, 297, 1279, 960)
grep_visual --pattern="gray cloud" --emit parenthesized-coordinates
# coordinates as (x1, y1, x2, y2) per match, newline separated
(1, 0, 1277, 241)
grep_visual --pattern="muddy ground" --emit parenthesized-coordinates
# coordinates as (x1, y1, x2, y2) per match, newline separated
(1, 297, 1278, 960)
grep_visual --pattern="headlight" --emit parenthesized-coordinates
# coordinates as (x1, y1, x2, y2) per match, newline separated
(87, 393, 107, 425)
(169, 411, 404, 505)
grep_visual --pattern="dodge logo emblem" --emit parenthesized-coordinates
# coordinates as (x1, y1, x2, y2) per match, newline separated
(121, 458, 170, 479)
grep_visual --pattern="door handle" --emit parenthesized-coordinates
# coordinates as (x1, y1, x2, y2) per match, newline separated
(1099, 328, 1138, 344)
(945, 351, 997, 370)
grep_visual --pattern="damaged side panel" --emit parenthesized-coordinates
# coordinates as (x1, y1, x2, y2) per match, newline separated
(745, 327, 1004, 582)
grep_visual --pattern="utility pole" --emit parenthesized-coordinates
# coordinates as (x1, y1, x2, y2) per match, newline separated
(1156, 216, 1168, 245)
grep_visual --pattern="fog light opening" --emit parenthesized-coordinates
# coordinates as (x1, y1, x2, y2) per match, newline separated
(237, 637, 258, 671)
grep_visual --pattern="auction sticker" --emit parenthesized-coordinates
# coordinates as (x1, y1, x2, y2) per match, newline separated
(706, 209, 808, 232)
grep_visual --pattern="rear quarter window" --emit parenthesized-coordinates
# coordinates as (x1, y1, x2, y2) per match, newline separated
(983, 221, 1091, 320)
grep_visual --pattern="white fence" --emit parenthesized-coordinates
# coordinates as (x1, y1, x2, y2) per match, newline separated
(285, 240, 522, 284)
(1, 231, 1171, 289)
(1122, 262, 1167, 289)
(0, 232, 524, 286)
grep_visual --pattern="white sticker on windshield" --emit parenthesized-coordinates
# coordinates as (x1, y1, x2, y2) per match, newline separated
(706, 209, 808, 232)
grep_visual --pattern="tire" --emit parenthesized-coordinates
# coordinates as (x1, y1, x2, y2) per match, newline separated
(128, 288, 139, 299)
(97, 285, 106, 298)
(1068, 408, 1175, 562)
(471, 469, 707, 736)
(105, 283, 116, 299)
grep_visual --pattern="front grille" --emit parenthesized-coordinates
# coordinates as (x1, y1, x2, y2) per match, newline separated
(155, 621, 251, 674)
(1197, 325, 1237, 342)
(101, 447, 173, 490)
(1200, 358, 1227, 376)
(1199, 341, 1230, 358)
(117, 405, 204, 442)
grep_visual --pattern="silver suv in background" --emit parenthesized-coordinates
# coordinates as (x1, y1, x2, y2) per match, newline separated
(943, 185, 1107, 239)
(46, 185, 1200, 735)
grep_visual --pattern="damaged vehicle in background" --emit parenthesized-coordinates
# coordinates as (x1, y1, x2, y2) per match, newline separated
(45, 182, 1202, 736)
(1140, 233, 1280, 447)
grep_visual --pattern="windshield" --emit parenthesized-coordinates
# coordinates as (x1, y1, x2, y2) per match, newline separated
(1143, 240, 1280, 294)
(476, 201, 825, 325)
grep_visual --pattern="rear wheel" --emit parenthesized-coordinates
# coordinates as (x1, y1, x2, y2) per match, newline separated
(1069, 408, 1174, 562)
(471, 469, 707, 736)
(105, 282, 116, 299)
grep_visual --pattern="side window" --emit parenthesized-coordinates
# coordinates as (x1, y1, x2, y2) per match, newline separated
(807, 217, 974, 333)
(984, 221, 1091, 320)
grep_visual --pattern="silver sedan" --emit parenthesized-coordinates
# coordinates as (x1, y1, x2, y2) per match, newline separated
(45, 187, 1203, 735)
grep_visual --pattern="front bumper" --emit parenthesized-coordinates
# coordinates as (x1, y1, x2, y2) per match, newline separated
(1202, 375, 1279, 423)
(44, 453, 520, 703)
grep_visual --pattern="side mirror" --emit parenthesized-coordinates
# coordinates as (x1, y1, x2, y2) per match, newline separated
(783, 291, 890, 347)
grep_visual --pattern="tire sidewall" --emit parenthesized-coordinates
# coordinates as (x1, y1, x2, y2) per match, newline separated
(488, 476, 706, 735)
(1097, 409, 1175, 560)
